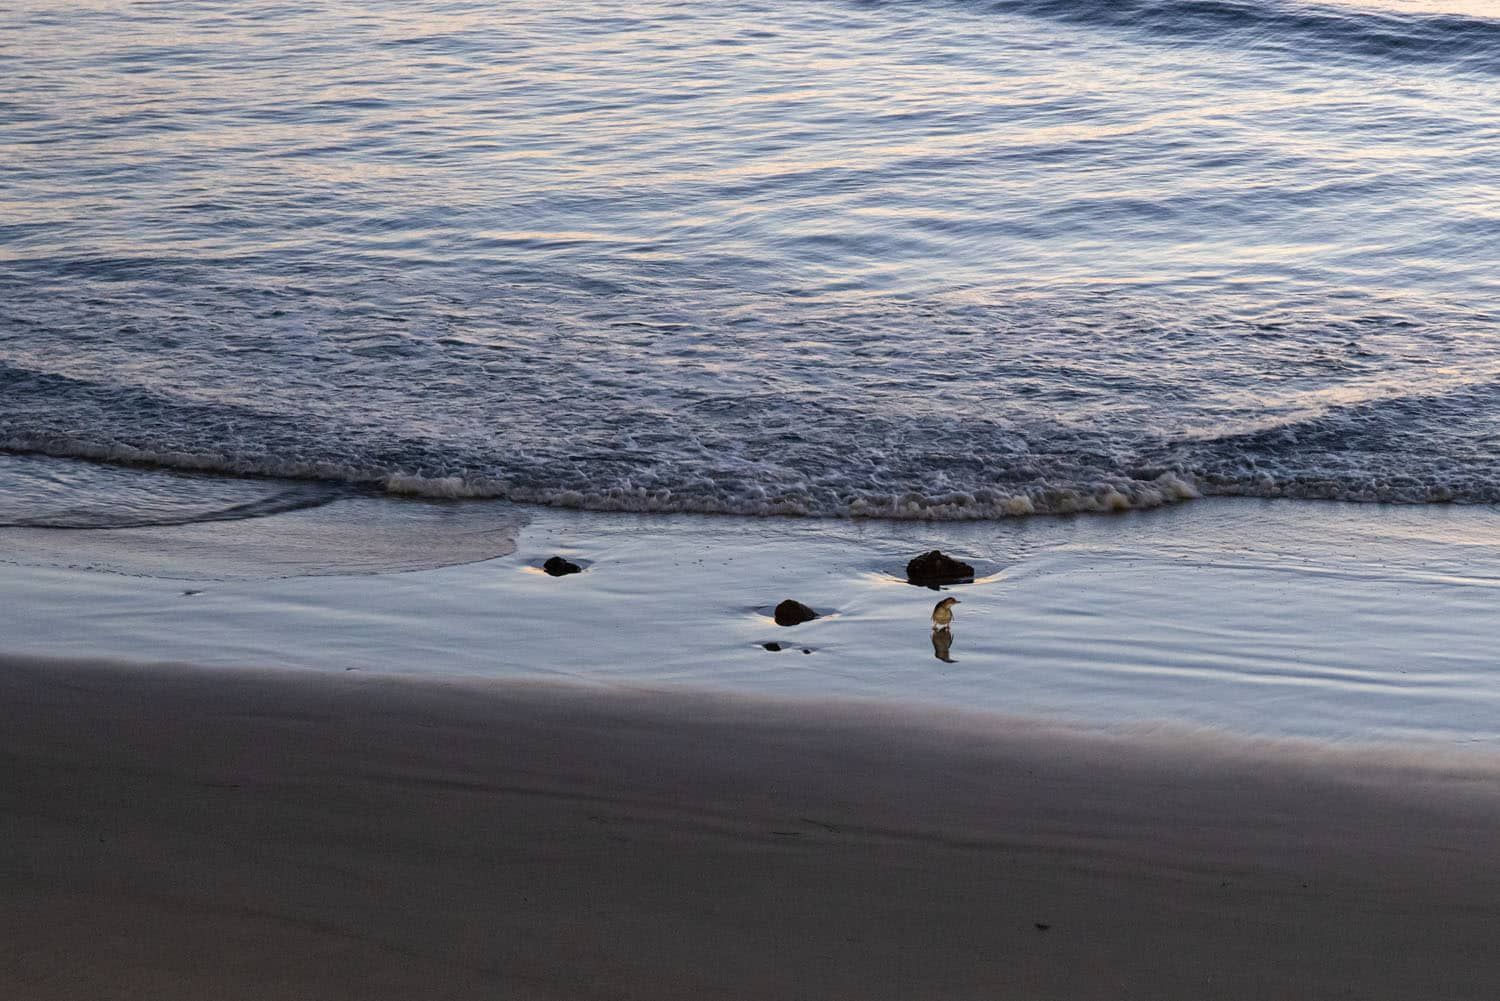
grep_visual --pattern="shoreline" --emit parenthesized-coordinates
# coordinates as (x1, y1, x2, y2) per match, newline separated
(5, 655, 1500, 999)
(4, 496, 1500, 746)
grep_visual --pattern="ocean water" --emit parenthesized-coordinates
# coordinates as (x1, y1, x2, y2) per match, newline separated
(3, 0, 1499, 522)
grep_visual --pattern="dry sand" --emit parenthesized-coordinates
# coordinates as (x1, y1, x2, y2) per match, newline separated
(3, 654, 1499, 1000)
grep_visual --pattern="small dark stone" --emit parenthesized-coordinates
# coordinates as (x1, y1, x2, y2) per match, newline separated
(182, 590, 202, 596)
(801, 648, 812, 655)
(762, 642, 783, 652)
(1035, 923, 1051, 931)
(773, 599, 818, 627)
(542, 556, 582, 577)
(905, 549, 975, 586)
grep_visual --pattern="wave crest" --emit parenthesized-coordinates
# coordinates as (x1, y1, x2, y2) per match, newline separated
(972, 0, 1500, 73)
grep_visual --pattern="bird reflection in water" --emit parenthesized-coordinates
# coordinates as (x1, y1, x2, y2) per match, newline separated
(931, 628, 956, 663)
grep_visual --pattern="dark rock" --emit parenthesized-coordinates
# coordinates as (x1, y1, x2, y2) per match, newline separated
(801, 648, 812, 655)
(905, 549, 974, 586)
(773, 599, 818, 627)
(542, 556, 582, 577)
(762, 642, 783, 652)
(1035, 923, 1051, 931)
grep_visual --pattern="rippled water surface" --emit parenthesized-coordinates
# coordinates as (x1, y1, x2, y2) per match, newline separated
(3, 0, 1498, 519)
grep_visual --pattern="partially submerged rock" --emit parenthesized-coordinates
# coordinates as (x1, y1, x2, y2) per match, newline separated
(762, 642, 783, 652)
(905, 550, 974, 587)
(773, 599, 818, 627)
(542, 556, 582, 577)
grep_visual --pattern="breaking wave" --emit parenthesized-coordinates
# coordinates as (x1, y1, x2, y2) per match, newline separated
(10, 368, 1500, 522)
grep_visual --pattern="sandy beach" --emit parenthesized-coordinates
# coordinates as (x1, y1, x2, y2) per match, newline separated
(7, 490, 1500, 997)
(4, 653, 1500, 1000)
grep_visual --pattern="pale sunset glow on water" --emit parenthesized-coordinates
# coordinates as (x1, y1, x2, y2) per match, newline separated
(2, 0, 1497, 519)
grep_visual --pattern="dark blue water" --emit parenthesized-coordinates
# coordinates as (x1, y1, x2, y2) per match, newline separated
(3, 0, 1498, 523)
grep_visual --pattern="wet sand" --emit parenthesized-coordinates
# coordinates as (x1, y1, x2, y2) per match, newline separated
(8, 498, 1500, 746)
(4, 654, 1499, 1000)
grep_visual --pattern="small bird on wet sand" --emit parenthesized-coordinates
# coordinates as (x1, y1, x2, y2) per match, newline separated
(931, 596, 959, 630)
